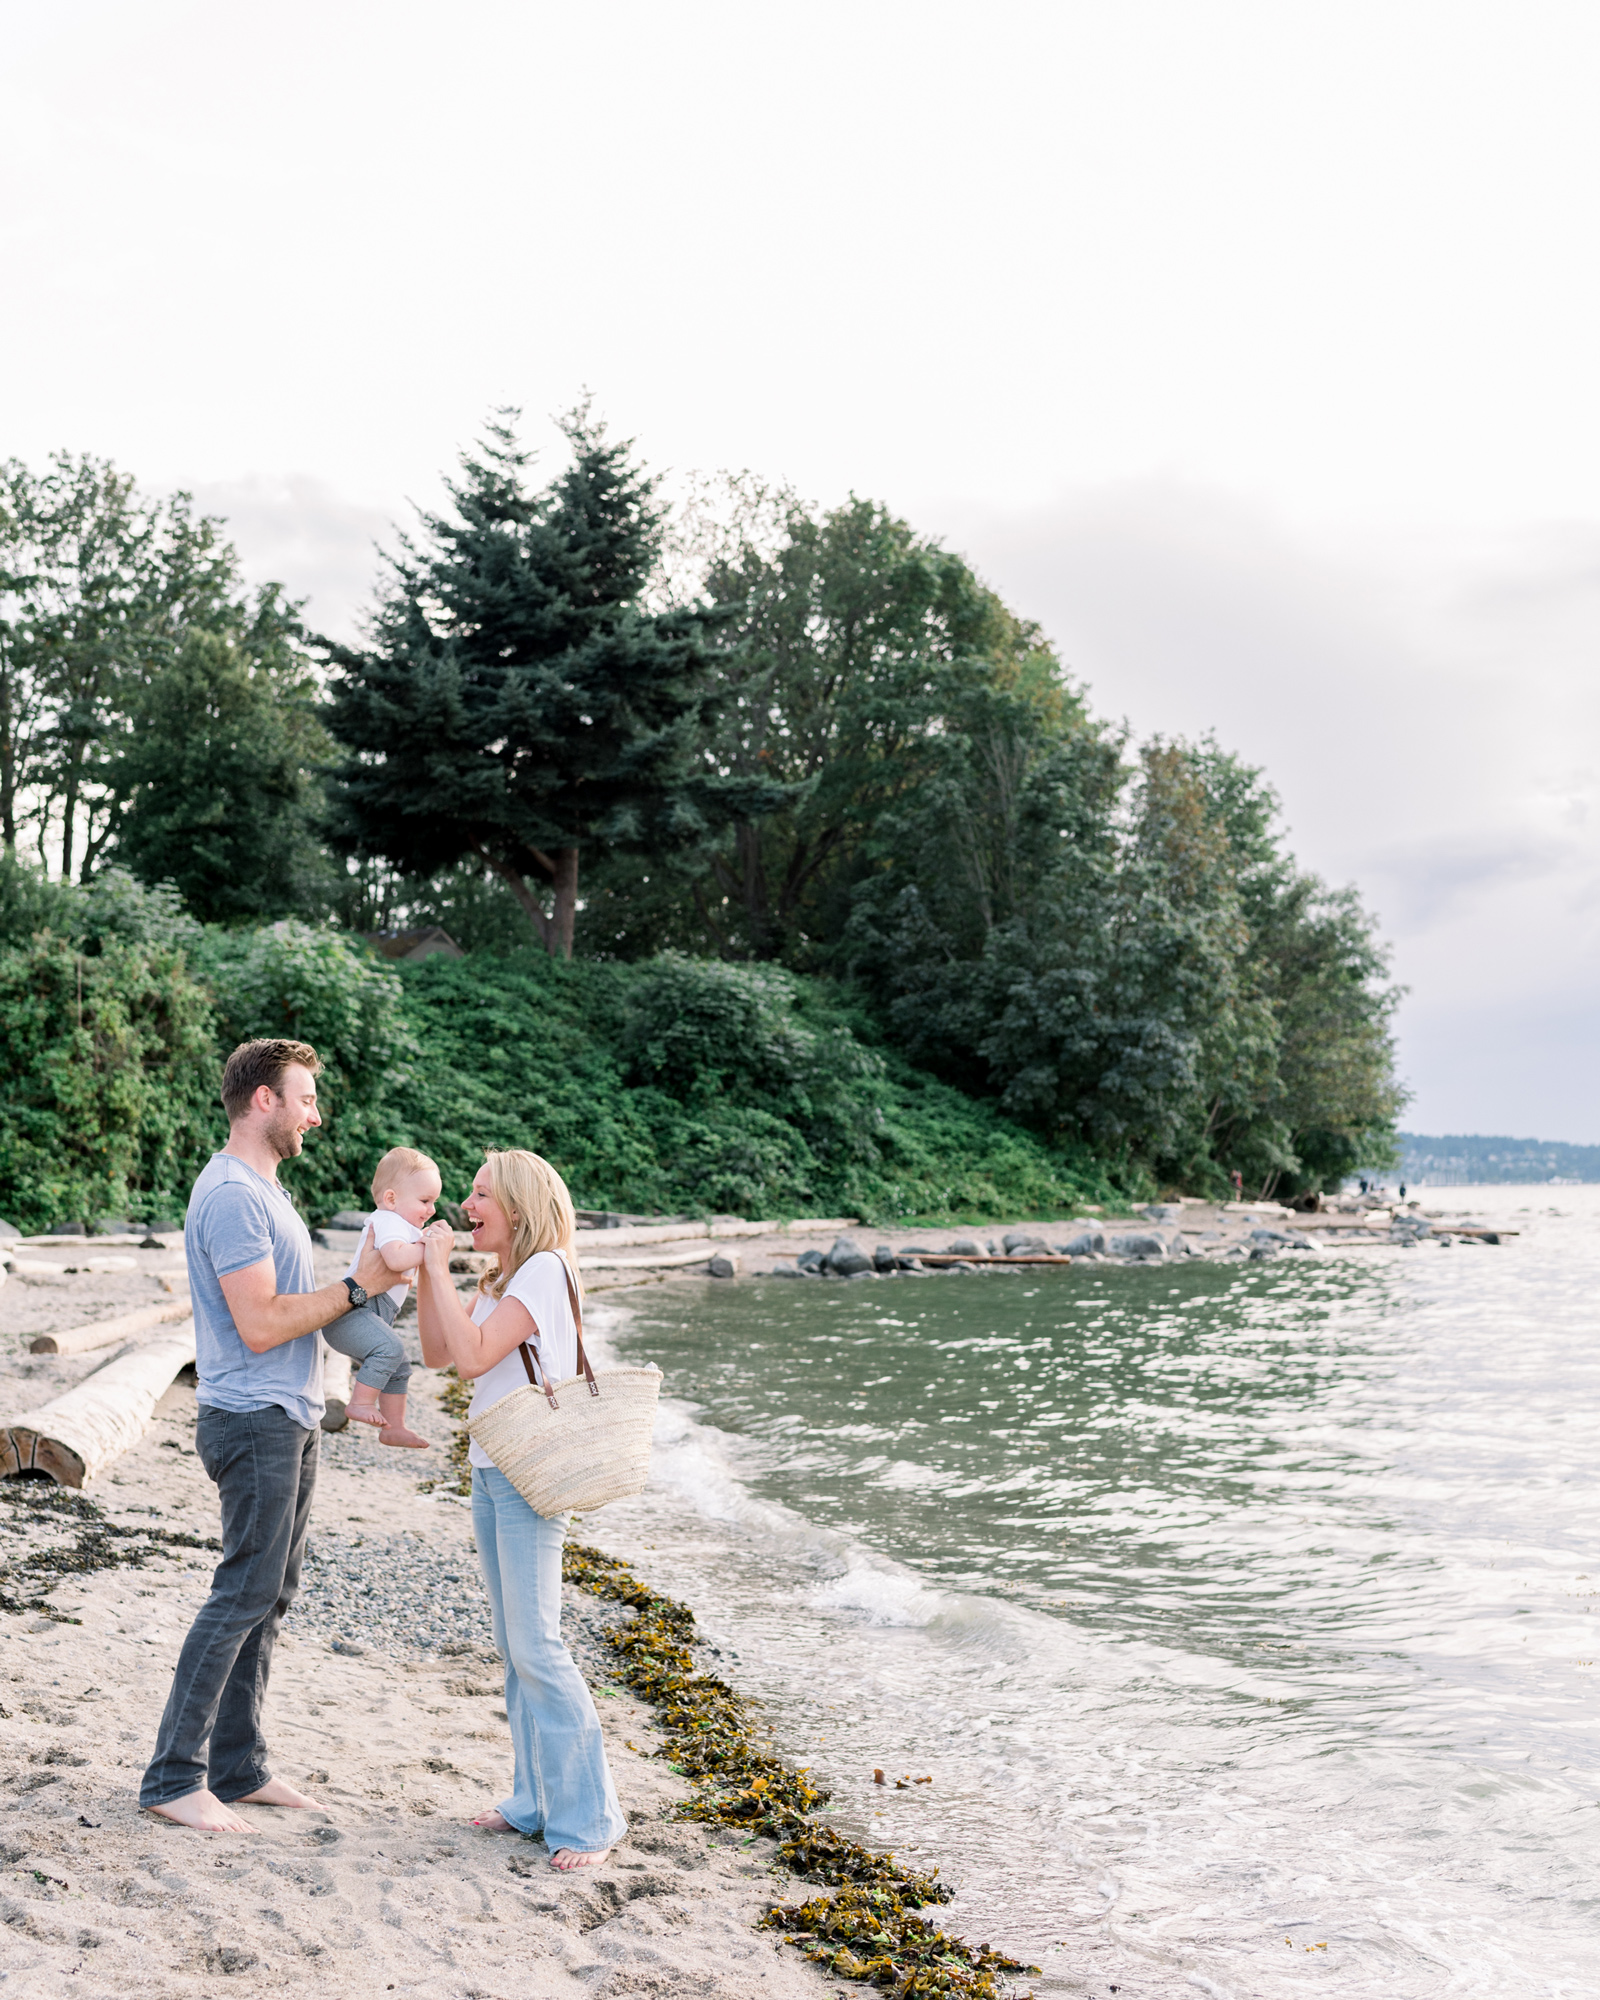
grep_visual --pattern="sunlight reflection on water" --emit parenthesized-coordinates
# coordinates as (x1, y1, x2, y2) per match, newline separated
(589, 1188, 1600, 1998)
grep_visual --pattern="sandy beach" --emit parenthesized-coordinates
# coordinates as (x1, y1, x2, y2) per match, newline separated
(0, 1246, 840, 2000)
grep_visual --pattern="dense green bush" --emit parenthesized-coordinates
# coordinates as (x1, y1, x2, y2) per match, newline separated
(0, 931, 218, 1231)
(386, 949, 1124, 1222)
(0, 864, 1120, 1229)
(193, 920, 418, 1220)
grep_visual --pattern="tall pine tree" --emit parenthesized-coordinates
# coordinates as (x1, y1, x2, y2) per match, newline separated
(323, 409, 773, 956)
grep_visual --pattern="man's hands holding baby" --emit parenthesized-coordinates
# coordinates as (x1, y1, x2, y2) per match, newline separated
(351, 1233, 393, 1300)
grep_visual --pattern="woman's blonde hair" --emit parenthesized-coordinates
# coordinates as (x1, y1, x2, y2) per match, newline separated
(477, 1148, 578, 1300)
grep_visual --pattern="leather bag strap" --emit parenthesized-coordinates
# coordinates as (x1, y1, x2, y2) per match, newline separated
(514, 1252, 596, 1408)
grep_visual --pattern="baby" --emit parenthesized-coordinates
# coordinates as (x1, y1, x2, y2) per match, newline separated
(324, 1146, 438, 1448)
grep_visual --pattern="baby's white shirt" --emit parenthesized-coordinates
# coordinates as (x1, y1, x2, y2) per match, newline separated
(344, 1209, 423, 1309)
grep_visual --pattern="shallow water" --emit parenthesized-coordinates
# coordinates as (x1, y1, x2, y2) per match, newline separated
(591, 1188, 1600, 1998)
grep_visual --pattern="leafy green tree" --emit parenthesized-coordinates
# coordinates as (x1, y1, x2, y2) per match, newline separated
(0, 454, 238, 877)
(1183, 745, 1406, 1191)
(663, 489, 1063, 960)
(110, 609, 335, 923)
(849, 716, 1401, 1196)
(324, 411, 775, 958)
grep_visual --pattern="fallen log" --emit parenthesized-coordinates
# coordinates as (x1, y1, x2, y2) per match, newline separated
(580, 1244, 718, 1272)
(1, 1322, 196, 1486)
(321, 1341, 352, 1432)
(29, 1299, 194, 1356)
(910, 1253, 1075, 1266)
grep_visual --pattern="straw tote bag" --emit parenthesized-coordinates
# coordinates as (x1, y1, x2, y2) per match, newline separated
(466, 1255, 662, 1517)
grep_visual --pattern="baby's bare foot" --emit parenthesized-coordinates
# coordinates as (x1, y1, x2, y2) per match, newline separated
(379, 1426, 432, 1449)
(345, 1400, 386, 1426)
(147, 1788, 253, 1833)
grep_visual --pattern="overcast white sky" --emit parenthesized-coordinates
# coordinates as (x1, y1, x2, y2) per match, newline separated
(5, 0, 1598, 1139)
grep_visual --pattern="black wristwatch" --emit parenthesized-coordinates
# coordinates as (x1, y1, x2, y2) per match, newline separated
(342, 1276, 369, 1310)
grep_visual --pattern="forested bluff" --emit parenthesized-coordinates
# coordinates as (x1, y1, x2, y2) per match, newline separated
(0, 414, 1403, 1234)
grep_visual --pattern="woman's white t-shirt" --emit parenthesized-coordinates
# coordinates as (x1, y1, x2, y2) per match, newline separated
(466, 1250, 580, 1470)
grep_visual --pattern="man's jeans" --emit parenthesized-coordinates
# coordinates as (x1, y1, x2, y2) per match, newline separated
(140, 1403, 317, 1808)
(471, 1465, 627, 1853)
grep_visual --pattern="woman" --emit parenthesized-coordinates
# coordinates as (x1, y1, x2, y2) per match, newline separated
(417, 1148, 626, 1870)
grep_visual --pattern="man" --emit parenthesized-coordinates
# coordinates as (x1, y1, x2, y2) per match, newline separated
(140, 1037, 394, 1833)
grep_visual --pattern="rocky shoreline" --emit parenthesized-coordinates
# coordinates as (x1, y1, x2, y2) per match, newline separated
(568, 1193, 1512, 1288)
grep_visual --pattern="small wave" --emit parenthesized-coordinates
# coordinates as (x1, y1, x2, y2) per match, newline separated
(814, 1562, 947, 1627)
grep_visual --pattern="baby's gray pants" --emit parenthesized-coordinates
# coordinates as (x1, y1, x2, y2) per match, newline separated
(323, 1292, 411, 1393)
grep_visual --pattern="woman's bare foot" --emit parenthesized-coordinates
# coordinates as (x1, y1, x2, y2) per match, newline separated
(235, 1777, 321, 1808)
(146, 1788, 253, 1833)
(379, 1425, 432, 1449)
(550, 1847, 611, 1871)
(345, 1397, 386, 1426)
(471, 1809, 516, 1831)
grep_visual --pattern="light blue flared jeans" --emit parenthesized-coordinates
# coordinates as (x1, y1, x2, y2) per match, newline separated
(470, 1464, 627, 1854)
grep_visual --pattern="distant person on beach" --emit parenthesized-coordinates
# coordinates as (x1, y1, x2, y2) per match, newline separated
(140, 1038, 393, 1834)
(416, 1148, 627, 1872)
(321, 1145, 437, 1447)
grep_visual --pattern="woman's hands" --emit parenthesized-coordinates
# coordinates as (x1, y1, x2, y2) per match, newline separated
(421, 1220, 456, 1275)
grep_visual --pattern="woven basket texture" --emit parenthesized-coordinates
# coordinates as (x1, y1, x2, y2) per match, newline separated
(467, 1364, 662, 1517)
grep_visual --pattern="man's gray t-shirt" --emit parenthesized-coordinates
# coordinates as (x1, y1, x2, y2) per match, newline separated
(185, 1153, 324, 1430)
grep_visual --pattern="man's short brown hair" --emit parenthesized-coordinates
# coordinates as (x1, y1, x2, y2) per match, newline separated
(220, 1039, 323, 1121)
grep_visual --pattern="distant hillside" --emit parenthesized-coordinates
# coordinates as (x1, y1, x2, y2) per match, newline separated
(1399, 1132, 1600, 1185)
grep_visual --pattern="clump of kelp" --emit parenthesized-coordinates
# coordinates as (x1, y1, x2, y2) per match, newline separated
(420, 1366, 473, 1497)
(562, 1541, 1038, 1998)
(0, 1480, 220, 1622)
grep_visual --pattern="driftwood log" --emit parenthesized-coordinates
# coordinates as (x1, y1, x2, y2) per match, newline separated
(29, 1299, 194, 1356)
(321, 1341, 352, 1432)
(1, 1323, 196, 1486)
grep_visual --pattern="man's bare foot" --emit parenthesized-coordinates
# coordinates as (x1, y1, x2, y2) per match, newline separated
(345, 1400, 386, 1426)
(235, 1777, 321, 1808)
(471, 1809, 516, 1831)
(551, 1847, 611, 1871)
(379, 1425, 432, 1449)
(146, 1788, 252, 1833)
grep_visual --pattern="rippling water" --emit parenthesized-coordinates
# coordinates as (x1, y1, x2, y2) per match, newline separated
(588, 1188, 1600, 1998)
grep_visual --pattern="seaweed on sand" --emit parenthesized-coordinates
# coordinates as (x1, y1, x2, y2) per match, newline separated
(419, 1366, 473, 1496)
(560, 1541, 1039, 1998)
(0, 1480, 221, 1622)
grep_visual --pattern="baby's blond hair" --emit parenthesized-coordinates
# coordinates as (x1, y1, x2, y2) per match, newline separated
(371, 1145, 438, 1202)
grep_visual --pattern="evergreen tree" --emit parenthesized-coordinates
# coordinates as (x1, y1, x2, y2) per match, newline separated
(323, 410, 776, 957)
(109, 604, 335, 924)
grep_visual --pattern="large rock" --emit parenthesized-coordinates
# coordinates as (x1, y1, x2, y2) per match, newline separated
(1141, 1204, 1185, 1223)
(796, 1249, 825, 1272)
(0, 1219, 19, 1242)
(872, 1245, 897, 1271)
(825, 1235, 872, 1276)
(947, 1238, 983, 1257)
(1002, 1231, 1051, 1256)
(1060, 1229, 1105, 1256)
(326, 1210, 371, 1231)
(1108, 1231, 1169, 1259)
